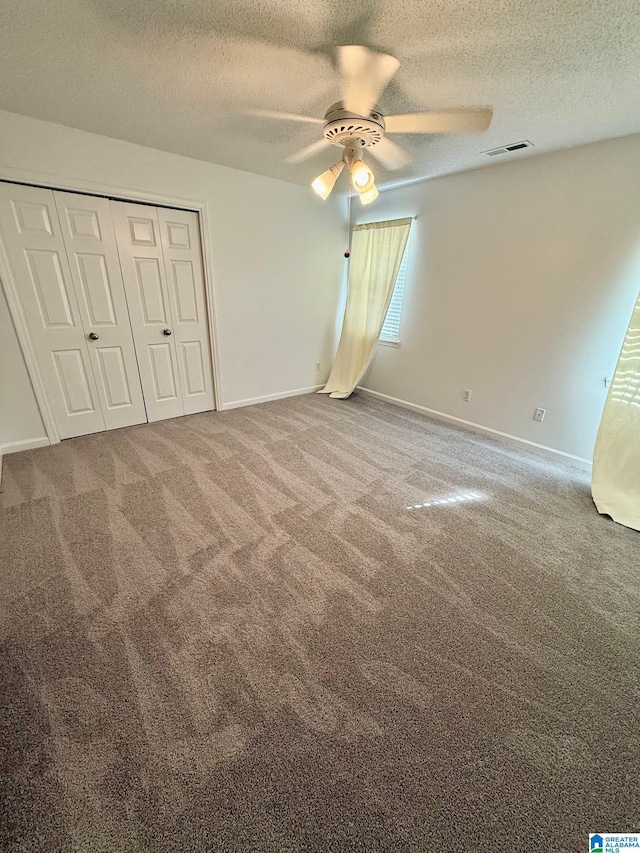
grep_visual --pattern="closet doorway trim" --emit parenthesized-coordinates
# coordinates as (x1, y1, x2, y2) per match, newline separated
(0, 166, 223, 446)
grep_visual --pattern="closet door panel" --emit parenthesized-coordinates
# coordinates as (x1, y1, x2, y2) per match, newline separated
(180, 340, 207, 396)
(25, 249, 75, 327)
(158, 208, 215, 415)
(110, 201, 184, 422)
(96, 347, 135, 407)
(55, 191, 147, 431)
(53, 350, 97, 414)
(149, 343, 179, 399)
(135, 258, 166, 323)
(0, 182, 105, 438)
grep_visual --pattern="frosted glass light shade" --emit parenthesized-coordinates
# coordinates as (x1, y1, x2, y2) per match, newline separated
(351, 160, 375, 193)
(359, 184, 379, 205)
(311, 162, 345, 200)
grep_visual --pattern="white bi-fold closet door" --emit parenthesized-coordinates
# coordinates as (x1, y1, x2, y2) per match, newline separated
(0, 184, 147, 437)
(0, 182, 215, 440)
(110, 201, 214, 422)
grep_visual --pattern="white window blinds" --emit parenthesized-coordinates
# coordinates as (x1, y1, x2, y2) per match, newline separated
(609, 305, 640, 409)
(380, 240, 409, 343)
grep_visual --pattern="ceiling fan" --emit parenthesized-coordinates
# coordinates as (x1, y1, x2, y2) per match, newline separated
(246, 45, 493, 204)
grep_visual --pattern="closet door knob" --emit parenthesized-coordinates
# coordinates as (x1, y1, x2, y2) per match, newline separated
(88, 332, 99, 340)
(163, 328, 172, 336)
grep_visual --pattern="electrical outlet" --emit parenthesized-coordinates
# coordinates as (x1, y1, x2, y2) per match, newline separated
(534, 407, 546, 422)
(464, 389, 472, 402)
(315, 361, 321, 372)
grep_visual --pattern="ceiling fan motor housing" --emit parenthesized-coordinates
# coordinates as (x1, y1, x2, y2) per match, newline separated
(323, 102, 385, 149)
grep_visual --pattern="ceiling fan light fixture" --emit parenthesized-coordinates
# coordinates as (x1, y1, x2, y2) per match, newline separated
(311, 161, 345, 200)
(240, 46, 494, 187)
(359, 184, 379, 205)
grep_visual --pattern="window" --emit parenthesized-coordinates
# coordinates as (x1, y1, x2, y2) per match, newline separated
(379, 240, 410, 344)
(609, 295, 640, 410)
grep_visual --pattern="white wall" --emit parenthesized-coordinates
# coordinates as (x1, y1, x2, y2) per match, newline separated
(0, 109, 346, 448)
(356, 134, 640, 463)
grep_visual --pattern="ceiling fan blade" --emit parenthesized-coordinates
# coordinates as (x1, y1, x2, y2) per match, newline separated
(240, 107, 324, 125)
(337, 45, 400, 116)
(385, 109, 493, 134)
(368, 137, 411, 170)
(285, 138, 332, 164)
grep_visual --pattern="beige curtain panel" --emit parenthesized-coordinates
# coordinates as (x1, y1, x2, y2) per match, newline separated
(592, 291, 640, 531)
(320, 217, 412, 399)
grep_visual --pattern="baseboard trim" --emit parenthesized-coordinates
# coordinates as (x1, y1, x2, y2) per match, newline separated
(356, 386, 592, 470)
(0, 436, 51, 455)
(222, 385, 324, 411)
(0, 436, 50, 485)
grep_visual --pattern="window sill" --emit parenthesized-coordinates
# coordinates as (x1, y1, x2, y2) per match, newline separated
(378, 339, 400, 348)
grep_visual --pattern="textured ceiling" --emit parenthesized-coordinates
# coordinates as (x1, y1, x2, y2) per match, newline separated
(1, 0, 640, 188)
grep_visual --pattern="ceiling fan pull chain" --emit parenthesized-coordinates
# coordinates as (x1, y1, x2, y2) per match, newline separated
(345, 187, 352, 258)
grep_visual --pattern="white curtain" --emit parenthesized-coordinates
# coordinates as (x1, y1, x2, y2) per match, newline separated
(592, 291, 640, 531)
(320, 218, 412, 399)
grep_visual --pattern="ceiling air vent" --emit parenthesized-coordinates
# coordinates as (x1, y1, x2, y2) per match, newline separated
(484, 141, 534, 157)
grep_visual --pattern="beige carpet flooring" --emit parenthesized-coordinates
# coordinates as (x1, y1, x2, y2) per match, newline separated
(1, 392, 638, 852)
